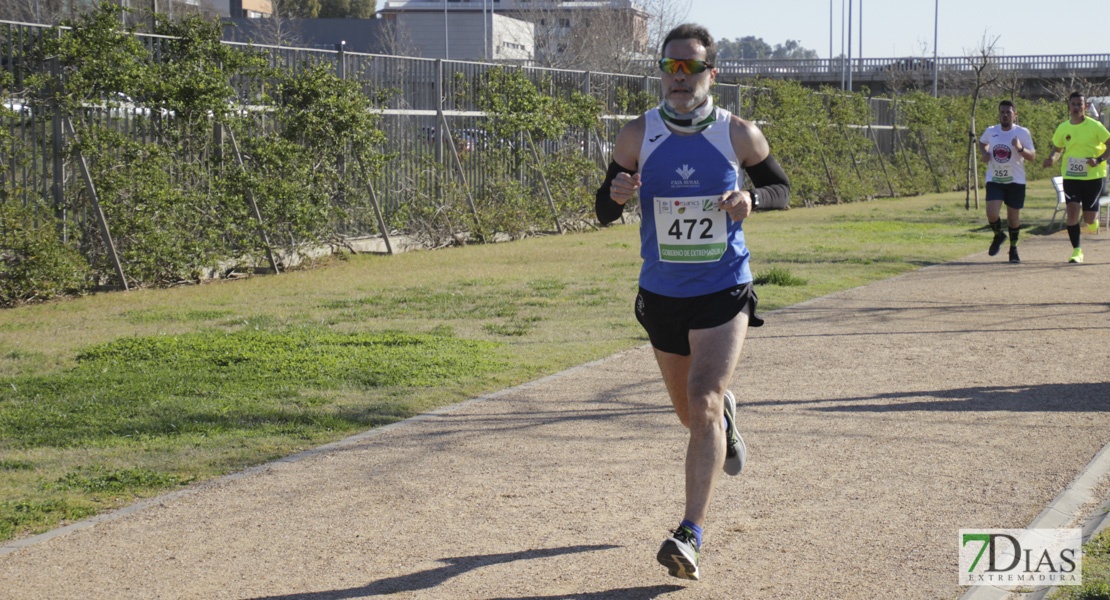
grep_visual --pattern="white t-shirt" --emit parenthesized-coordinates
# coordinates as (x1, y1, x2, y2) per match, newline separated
(980, 124, 1035, 184)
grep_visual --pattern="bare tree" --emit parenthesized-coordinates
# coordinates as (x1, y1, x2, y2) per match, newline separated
(506, 3, 588, 69)
(237, 10, 304, 48)
(375, 16, 418, 58)
(0, 0, 99, 25)
(118, 0, 219, 32)
(638, 0, 689, 57)
(1039, 73, 1110, 103)
(502, 0, 687, 73)
(880, 42, 942, 95)
(564, 6, 650, 73)
(964, 32, 1001, 210)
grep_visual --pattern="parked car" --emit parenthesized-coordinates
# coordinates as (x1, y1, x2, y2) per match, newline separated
(879, 58, 935, 72)
(423, 126, 517, 153)
(2, 98, 31, 115)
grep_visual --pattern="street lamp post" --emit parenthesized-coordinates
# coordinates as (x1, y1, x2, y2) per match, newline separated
(840, 0, 846, 89)
(933, 0, 939, 96)
(847, 0, 852, 91)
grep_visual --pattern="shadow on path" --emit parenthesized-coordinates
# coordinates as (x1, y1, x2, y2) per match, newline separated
(747, 381, 1110, 413)
(241, 544, 623, 600)
(484, 586, 687, 599)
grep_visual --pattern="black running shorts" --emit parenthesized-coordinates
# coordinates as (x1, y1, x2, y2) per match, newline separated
(1063, 178, 1104, 213)
(985, 182, 1026, 209)
(634, 282, 762, 356)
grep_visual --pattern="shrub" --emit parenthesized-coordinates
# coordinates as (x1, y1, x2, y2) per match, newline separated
(0, 200, 91, 305)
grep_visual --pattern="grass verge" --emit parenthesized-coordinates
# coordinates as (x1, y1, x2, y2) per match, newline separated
(0, 180, 1065, 542)
(1050, 529, 1110, 600)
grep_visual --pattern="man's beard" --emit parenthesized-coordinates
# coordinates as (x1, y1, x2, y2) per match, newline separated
(667, 88, 704, 114)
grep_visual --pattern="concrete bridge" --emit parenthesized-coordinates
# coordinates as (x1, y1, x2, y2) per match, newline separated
(712, 55, 1110, 97)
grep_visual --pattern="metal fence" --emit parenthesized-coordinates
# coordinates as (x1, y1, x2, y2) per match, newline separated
(2, 19, 902, 243)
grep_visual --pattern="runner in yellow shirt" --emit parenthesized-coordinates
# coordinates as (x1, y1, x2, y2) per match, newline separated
(1042, 92, 1110, 263)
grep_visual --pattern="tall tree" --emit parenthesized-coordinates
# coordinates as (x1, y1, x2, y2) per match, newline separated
(716, 36, 817, 60)
(771, 40, 817, 60)
(274, 0, 323, 19)
(506, 0, 686, 71)
(318, 0, 374, 18)
(965, 33, 1002, 210)
(717, 36, 771, 60)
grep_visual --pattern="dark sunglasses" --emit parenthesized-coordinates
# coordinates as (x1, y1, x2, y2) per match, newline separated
(658, 58, 714, 74)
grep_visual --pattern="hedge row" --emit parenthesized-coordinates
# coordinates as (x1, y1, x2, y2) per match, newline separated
(0, 3, 1073, 305)
(745, 79, 1068, 206)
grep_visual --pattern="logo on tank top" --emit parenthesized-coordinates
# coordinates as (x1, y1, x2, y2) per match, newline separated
(672, 164, 700, 188)
(992, 144, 1012, 163)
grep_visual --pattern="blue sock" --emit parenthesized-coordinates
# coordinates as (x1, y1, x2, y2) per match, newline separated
(679, 520, 703, 548)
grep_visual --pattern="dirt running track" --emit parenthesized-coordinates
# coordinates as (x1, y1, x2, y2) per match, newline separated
(2, 232, 1110, 600)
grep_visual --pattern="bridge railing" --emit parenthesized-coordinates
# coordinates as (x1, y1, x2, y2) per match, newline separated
(710, 54, 1110, 77)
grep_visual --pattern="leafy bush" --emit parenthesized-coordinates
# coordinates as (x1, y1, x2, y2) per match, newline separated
(14, 3, 389, 288)
(0, 200, 91, 305)
(2, 3, 1073, 301)
(742, 79, 1067, 206)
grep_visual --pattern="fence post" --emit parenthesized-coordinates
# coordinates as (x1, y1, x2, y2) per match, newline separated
(225, 125, 281, 275)
(583, 71, 592, 163)
(817, 144, 841, 205)
(336, 40, 346, 79)
(915, 130, 943, 193)
(525, 131, 563, 234)
(63, 117, 129, 291)
(435, 58, 444, 165)
(867, 122, 897, 197)
(439, 113, 483, 239)
(335, 42, 347, 200)
(50, 28, 65, 236)
(354, 155, 394, 255)
(839, 124, 865, 185)
(212, 120, 224, 165)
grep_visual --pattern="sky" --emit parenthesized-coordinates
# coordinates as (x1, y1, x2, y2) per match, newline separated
(683, 0, 1107, 59)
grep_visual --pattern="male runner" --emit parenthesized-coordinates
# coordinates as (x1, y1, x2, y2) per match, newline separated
(1043, 91, 1110, 263)
(979, 100, 1035, 263)
(594, 23, 789, 581)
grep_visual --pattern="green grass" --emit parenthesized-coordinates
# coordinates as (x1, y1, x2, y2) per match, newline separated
(3, 330, 504, 448)
(0, 180, 1066, 542)
(753, 266, 808, 287)
(1050, 529, 1110, 600)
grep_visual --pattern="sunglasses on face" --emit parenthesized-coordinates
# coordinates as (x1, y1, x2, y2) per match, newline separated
(658, 58, 714, 74)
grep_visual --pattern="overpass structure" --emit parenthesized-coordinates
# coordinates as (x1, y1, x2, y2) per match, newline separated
(712, 54, 1110, 97)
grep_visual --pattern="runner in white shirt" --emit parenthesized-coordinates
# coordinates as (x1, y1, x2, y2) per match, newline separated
(979, 100, 1036, 263)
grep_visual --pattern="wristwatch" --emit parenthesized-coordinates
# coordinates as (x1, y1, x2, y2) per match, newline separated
(751, 189, 761, 208)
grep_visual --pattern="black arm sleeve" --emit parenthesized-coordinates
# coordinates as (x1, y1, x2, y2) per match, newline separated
(595, 161, 637, 225)
(745, 154, 791, 210)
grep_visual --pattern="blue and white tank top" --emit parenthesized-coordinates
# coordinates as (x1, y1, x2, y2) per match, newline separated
(637, 106, 752, 297)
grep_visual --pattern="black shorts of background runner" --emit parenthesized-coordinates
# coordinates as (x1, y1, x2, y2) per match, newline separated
(635, 283, 762, 356)
(984, 182, 1026, 209)
(1063, 178, 1104, 212)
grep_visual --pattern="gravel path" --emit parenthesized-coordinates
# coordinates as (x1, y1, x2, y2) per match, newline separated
(2, 232, 1109, 600)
